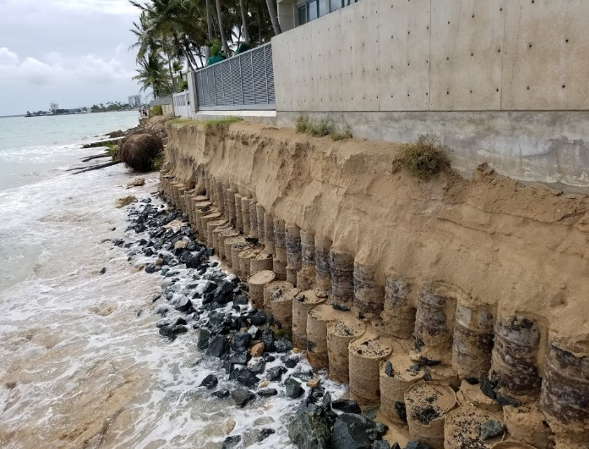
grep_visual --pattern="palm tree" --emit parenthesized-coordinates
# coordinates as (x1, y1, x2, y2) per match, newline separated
(214, 0, 231, 56)
(133, 53, 171, 98)
(239, 0, 250, 43)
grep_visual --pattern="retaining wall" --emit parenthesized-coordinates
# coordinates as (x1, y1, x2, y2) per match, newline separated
(271, 0, 589, 187)
(162, 120, 589, 448)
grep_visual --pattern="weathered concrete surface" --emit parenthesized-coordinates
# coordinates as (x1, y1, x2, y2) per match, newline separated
(276, 111, 589, 188)
(272, 0, 589, 112)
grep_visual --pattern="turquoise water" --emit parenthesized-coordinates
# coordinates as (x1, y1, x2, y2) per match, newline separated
(0, 111, 140, 191)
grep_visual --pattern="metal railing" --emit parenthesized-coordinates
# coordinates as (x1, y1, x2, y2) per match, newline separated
(194, 43, 275, 111)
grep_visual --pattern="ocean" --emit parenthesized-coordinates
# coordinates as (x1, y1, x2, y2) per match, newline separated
(0, 112, 343, 448)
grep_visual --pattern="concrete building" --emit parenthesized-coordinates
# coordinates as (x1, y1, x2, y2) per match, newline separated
(49, 102, 58, 114)
(271, 0, 589, 188)
(277, 0, 359, 30)
(128, 95, 142, 108)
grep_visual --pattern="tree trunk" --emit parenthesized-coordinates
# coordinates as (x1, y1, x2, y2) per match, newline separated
(167, 58, 178, 94)
(239, 0, 250, 43)
(215, 0, 231, 56)
(205, 0, 213, 59)
(265, 0, 281, 35)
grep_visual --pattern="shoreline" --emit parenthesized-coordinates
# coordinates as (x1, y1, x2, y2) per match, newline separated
(119, 186, 398, 448)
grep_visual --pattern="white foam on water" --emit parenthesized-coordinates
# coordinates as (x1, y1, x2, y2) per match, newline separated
(0, 162, 349, 449)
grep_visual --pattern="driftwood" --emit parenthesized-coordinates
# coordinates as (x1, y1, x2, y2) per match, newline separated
(82, 138, 120, 149)
(81, 153, 110, 163)
(71, 160, 122, 175)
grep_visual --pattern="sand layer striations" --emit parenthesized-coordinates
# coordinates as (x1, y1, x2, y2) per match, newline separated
(161, 120, 589, 448)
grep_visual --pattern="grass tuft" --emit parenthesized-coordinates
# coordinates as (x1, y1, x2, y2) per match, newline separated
(399, 134, 450, 180)
(202, 116, 244, 135)
(295, 116, 334, 137)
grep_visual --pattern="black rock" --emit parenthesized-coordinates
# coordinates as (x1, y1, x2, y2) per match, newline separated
(212, 388, 230, 398)
(175, 297, 193, 313)
(332, 302, 350, 312)
(144, 248, 154, 257)
(229, 350, 251, 365)
(99, 267, 106, 275)
(231, 388, 255, 407)
(288, 407, 331, 449)
(156, 318, 172, 328)
(371, 441, 390, 449)
(222, 435, 241, 449)
(391, 444, 401, 449)
(249, 360, 266, 375)
(197, 328, 211, 350)
(419, 356, 441, 366)
(202, 281, 217, 294)
(145, 264, 158, 274)
(322, 391, 332, 410)
(234, 294, 248, 305)
(465, 377, 479, 385)
(257, 428, 275, 442)
(285, 377, 304, 399)
(232, 332, 252, 351)
(266, 366, 287, 382)
(282, 355, 299, 369)
(405, 442, 432, 449)
(331, 414, 373, 449)
(409, 364, 421, 372)
(266, 312, 275, 326)
(332, 399, 362, 414)
(495, 393, 521, 407)
(480, 375, 497, 400)
(257, 388, 278, 397)
(174, 317, 187, 326)
(291, 370, 313, 382)
(158, 324, 188, 339)
(275, 339, 293, 353)
(199, 374, 218, 389)
(236, 368, 260, 387)
(384, 362, 393, 377)
(262, 353, 276, 362)
(480, 420, 504, 440)
(206, 335, 229, 358)
(394, 402, 407, 422)
(249, 310, 266, 326)
(261, 329, 275, 352)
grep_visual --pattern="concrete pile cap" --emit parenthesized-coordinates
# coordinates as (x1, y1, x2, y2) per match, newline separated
(444, 406, 504, 449)
(248, 270, 276, 285)
(327, 315, 365, 338)
(456, 380, 502, 412)
(272, 287, 300, 303)
(295, 290, 325, 305)
(349, 333, 393, 360)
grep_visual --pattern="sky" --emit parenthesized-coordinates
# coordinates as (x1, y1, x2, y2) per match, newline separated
(0, 0, 144, 115)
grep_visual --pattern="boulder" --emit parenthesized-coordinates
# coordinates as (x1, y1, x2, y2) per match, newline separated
(332, 399, 361, 414)
(199, 374, 218, 389)
(231, 388, 255, 407)
(288, 408, 331, 449)
(285, 378, 304, 399)
(331, 414, 374, 449)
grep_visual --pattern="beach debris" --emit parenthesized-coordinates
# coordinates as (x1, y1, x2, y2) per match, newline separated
(127, 177, 145, 188)
(115, 196, 136, 208)
(119, 133, 163, 172)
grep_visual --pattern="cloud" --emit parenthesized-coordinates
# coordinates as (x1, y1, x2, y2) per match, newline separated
(0, 47, 18, 65)
(0, 47, 135, 87)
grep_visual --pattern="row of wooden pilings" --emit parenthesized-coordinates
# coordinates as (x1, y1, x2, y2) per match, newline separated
(160, 171, 587, 449)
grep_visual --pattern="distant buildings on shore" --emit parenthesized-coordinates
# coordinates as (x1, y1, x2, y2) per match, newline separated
(24, 95, 147, 117)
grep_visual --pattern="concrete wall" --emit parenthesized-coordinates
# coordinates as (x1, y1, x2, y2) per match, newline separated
(272, 0, 589, 187)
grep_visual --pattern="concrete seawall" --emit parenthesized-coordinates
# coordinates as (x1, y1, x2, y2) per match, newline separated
(270, 0, 589, 188)
(161, 120, 589, 448)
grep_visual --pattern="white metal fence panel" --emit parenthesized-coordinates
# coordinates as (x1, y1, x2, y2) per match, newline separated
(173, 91, 191, 117)
(193, 43, 275, 111)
